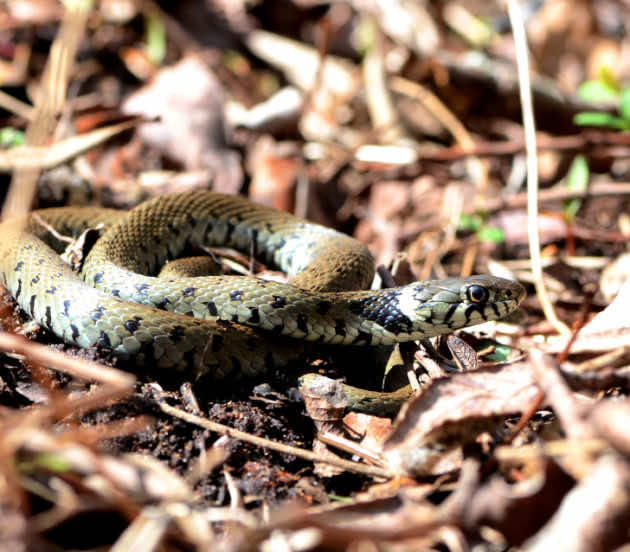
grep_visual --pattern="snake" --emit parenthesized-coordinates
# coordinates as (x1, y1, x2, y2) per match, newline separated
(0, 191, 525, 412)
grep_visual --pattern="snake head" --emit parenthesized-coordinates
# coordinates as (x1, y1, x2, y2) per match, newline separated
(392, 275, 526, 339)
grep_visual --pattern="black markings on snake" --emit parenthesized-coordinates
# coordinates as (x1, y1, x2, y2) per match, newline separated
(63, 300, 72, 317)
(14, 261, 23, 272)
(334, 319, 346, 337)
(31, 275, 39, 284)
(464, 303, 485, 325)
(135, 283, 149, 296)
(70, 324, 80, 341)
(316, 301, 332, 315)
(93, 272, 103, 284)
(112, 289, 121, 297)
(205, 301, 218, 316)
(352, 330, 373, 345)
(45, 306, 52, 328)
(271, 295, 286, 308)
(90, 305, 106, 321)
(37, 258, 44, 265)
(169, 325, 186, 342)
(29, 294, 36, 314)
(442, 304, 458, 324)
(248, 307, 260, 324)
(491, 302, 500, 318)
(224, 221, 235, 243)
(230, 290, 243, 301)
(211, 334, 223, 353)
(124, 317, 142, 333)
(166, 221, 180, 236)
(46, 286, 57, 294)
(182, 287, 196, 297)
(98, 331, 112, 348)
(297, 313, 308, 334)
(15, 278, 22, 300)
(349, 291, 412, 334)
(156, 297, 170, 310)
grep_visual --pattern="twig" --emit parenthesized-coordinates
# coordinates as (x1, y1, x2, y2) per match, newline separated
(3, 3, 91, 220)
(389, 76, 488, 203)
(157, 400, 392, 479)
(507, 0, 569, 336)
(0, 332, 134, 390)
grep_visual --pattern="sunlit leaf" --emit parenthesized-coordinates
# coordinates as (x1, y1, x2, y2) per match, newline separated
(458, 213, 483, 232)
(620, 87, 630, 121)
(577, 79, 620, 103)
(484, 344, 512, 362)
(145, 10, 166, 65)
(573, 112, 629, 129)
(0, 127, 25, 148)
(477, 226, 505, 244)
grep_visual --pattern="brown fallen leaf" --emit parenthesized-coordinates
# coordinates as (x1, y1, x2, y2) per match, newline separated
(380, 361, 541, 477)
(546, 277, 630, 354)
(465, 457, 575, 546)
(523, 455, 630, 552)
(122, 55, 242, 194)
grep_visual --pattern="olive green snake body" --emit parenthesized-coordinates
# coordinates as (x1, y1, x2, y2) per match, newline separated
(0, 191, 525, 411)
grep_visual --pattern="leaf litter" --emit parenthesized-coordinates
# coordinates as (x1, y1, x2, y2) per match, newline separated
(1, 1, 630, 550)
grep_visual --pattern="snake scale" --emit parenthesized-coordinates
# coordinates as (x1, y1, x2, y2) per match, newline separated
(0, 191, 525, 409)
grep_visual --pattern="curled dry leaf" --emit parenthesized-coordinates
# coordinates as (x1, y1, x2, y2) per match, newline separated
(546, 277, 630, 355)
(523, 455, 630, 552)
(380, 361, 541, 477)
(466, 457, 575, 546)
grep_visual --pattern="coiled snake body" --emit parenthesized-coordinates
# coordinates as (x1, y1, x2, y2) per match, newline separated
(0, 191, 525, 397)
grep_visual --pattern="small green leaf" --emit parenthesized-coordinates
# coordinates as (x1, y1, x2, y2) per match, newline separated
(573, 112, 629, 129)
(328, 494, 353, 502)
(566, 155, 589, 191)
(577, 79, 620, 103)
(458, 213, 483, 232)
(18, 452, 73, 473)
(620, 87, 630, 121)
(485, 344, 512, 362)
(145, 11, 166, 65)
(476, 226, 505, 244)
(598, 66, 620, 92)
(0, 127, 25, 148)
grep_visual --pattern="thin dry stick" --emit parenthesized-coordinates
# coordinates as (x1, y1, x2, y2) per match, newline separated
(507, 0, 570, 336)
(0, 332, 135, 390)
(2, 2, 91, 220)
(158, 401, 391, 479)
(389, 76, 488, 199)
(0, 90, 34, 121)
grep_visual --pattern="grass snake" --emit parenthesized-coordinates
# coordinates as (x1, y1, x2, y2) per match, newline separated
(0, 191, 525, 410)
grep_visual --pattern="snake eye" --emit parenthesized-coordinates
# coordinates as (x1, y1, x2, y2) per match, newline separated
(466, 284, 488, 303)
